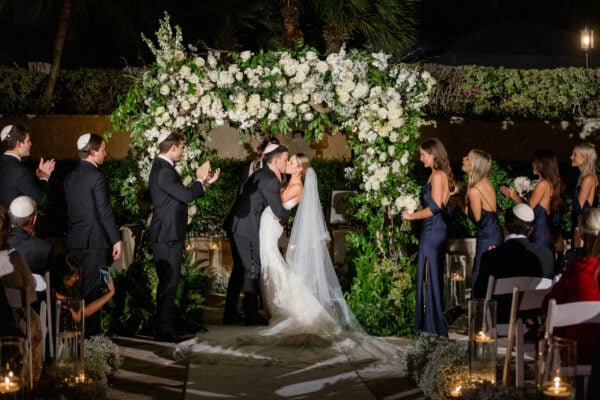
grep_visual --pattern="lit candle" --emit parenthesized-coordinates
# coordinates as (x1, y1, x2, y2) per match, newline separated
(474, 331, 494, 343)
(542, 377, 571, 398)
(451, 273, 464, 281)
(450, 385, 462, 398)
(0, 375, 20, 394)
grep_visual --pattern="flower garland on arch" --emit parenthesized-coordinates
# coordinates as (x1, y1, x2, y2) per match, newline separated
(110, 12, 435, 258)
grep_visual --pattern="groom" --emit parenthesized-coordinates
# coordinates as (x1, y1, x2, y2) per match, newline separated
(223, 144, 291, 325)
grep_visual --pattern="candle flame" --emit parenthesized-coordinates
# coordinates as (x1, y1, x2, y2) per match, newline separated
(4, 377, 9, 385)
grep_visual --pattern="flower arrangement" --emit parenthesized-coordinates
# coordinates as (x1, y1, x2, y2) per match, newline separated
(84, 335, 124, 379)
(111, 13, 434, 335)
(513, 176, 536, 197)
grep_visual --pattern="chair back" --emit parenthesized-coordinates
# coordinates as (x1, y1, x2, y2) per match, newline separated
(3, 286, 34, 390)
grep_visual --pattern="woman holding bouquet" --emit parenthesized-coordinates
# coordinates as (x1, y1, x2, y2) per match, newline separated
(501, 149, 561, 251)
(570, 143, 598, 249)
(402, 138, 454, 336)
(460, 150, 503, 286)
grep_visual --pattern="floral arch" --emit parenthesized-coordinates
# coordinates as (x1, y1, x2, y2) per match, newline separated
(111, 14, 435, 335)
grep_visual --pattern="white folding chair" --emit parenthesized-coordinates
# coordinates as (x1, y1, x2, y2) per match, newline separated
(40, 271, 54, 360)
(486, 275, 553, 386)
(545, 299, 600, 399)
(4, 285, 34, 391)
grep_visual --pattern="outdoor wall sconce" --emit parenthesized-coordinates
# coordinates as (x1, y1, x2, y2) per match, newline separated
(580, 26, 594, 68)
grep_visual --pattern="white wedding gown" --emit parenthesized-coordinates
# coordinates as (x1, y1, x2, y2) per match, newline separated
(258, 201, 340, 336)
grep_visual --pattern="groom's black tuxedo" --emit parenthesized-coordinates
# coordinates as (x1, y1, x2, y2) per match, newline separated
(223, 164, 290, 323)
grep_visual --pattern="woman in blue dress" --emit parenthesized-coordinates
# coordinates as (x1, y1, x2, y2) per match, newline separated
(502, 149, 561, 252)
(461, 149, 503, 286)
(402, 138, 454, 337)
(570, 143, 598, 249)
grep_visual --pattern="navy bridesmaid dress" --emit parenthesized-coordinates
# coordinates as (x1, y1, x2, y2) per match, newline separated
(467, 204, 503, 286)
(415, 183, 450, 337)
(571, 184, 598, 242)
(529, 202, 553, 251)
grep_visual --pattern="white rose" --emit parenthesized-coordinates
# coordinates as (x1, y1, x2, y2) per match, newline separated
(400, 151, 410, 166)
(194, 57, 205, 67)
(240, 51, 252, 62)
(179, 65, 191, 77)
(160, 84, 170, 96)
(304, 112, 314, 121)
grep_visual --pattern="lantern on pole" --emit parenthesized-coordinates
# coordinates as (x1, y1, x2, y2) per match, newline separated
(580, 27, 594, 68)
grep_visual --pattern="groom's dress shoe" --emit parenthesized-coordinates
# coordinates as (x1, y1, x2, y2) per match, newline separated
(223, 313, 244, 325)
(244, 315, 268, 326)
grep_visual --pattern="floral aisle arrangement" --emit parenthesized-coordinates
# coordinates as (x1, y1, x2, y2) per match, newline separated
(110, 13, 435, 335)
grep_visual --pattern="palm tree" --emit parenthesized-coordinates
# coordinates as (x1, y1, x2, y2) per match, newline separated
(281, 0, 304, 48)
(312, 0, 418, 55)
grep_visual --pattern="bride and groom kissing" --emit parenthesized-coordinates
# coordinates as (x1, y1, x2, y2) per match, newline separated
(223, 142, 357, 333)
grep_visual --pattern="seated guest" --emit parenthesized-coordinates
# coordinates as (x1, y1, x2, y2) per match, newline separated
(0, 205, 43, 386)
(542, 207, 600, 365)
(8, 196, 52, 275)
(51, 253, 115, 324)
(473, 204, 554, 322)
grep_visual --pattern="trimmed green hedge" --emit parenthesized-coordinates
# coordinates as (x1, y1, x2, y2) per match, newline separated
(1, 65, 599, 119)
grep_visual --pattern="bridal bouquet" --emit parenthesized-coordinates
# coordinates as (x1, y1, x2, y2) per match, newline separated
(393, 193, 420, 231)
(513, 176, 536, 196)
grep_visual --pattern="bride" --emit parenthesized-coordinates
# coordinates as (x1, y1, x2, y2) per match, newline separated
(259, 153, 362, 335)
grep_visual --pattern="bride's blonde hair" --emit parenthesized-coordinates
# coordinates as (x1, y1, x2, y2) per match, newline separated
(294, 153, 310, 179)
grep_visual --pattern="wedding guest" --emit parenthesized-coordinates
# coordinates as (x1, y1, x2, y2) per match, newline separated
(542, 207, 600, 365)
(51, 253, 115, 320)
(474, 204, 554, 322)
(458, 149, 503, 286)
(64, 133, 122, 337)
(0, 205, 43, 387)
(402, 138, 454, 337)
(0, 124, 55, 208)
(570, 143, 598, 249)
(149, 132, 219, 342)
(8, 196, 52, 275)
(501, 149, 562, 252)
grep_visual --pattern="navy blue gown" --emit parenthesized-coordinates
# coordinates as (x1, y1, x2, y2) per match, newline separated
(571, 184, 598, 242)
(529, 202, 553, 251)
(415, 183, 450, 336)
(467, 204, 503, 287)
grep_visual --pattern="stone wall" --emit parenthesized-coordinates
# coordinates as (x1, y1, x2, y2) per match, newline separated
(2, 115, 599, 163)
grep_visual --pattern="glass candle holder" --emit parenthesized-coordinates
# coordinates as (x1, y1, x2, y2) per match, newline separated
(0, 337, 26, 400)
(468, 299, 497, 384)
(55, 299, 85, 366)
(540, 337, 577, 400)
(444, 254, 467, 310)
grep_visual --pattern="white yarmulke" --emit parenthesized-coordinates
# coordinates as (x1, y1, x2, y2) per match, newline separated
(264, 143, 280, 154)
(77, 133, 92, 150)
(1, 125, 13, 141)
(513, 203, 534, 223)
(9, 196, 36, 218)
(158, 130, 171, 144)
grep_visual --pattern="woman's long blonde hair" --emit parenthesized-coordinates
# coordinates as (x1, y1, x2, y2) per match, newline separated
(581, 208, 600, 257)
(467, 149, 492, 190)
(574, 143, 597, 184)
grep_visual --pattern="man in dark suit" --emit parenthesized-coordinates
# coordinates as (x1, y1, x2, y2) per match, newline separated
(473, 203, 554, 322)
(64, 133, 122, 336)
(238, 137, 280, 192)
(223, 144, 290, 325)
(8, 196, 52, 276)
(149, 132, 219, 342)
(0, 124, 55, 208)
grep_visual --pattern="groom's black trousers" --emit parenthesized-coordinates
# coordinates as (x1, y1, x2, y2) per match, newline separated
(224, 232, 261, 317)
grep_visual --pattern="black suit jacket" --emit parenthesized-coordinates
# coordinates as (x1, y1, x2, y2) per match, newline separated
(0, 153, 49, 207)
(148, 157, 205, 243)
(8, 228, 52, 275)
(64, 161, 121, 249)
(473, 237, 554, 299)
(225, 164, 290, 240)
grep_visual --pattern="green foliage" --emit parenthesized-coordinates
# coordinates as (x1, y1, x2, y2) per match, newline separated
(102, 154, 146, 226)
(345, 247, 416, 336)
(310, 158, 355, 204)
(174, 253, 213, 333)
(103, 247, 156, 336)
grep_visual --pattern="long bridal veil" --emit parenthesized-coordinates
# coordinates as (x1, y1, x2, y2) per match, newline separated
(285, 167, 364, 333)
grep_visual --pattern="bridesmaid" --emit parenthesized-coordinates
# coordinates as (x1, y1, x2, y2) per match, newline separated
(501, 149, 561, 252)
(402, 138, 454, 337)
(461, 150, 503, 286)
(570, 143, 598, 249)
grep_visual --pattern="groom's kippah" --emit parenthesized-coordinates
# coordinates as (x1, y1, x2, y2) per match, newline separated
(77, 133, 92, 150)
(264, 143, 280, 154)
(512, 203, 534, 223)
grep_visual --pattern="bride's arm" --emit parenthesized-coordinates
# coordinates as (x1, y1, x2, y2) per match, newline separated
(281, 183, 302, 204)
